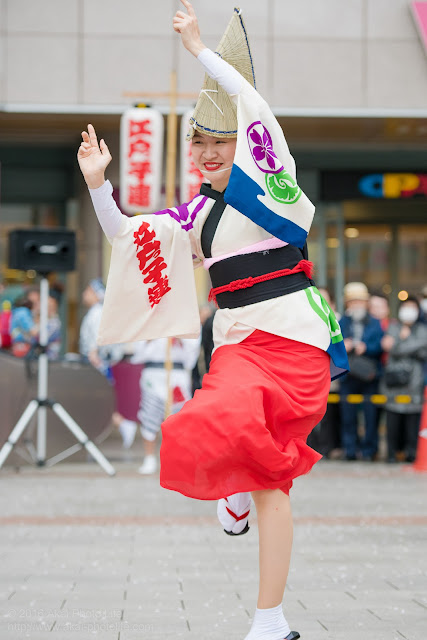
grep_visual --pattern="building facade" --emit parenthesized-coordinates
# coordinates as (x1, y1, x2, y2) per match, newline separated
(1, 0, 427, 348)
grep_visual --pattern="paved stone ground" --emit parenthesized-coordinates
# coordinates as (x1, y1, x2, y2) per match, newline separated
(0, 433, 426, 640)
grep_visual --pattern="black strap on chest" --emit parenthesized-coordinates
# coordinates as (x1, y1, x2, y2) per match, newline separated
(199, 182, 310, 263)
(200, 184, 227, 259)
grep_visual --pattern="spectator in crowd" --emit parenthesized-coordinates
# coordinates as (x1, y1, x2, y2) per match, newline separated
(368, 291, 398, 447)
(318, 287, 340, 320)
(0, 300, 12, 349)
(369, 292, 391, 332)
(79, 278, 142, 448)
(419, 285, 427, 324)
(339, 282, 384, 461)
(110, 347, 144, 450)
(131, 336, 201, 475)
(79, 278, 107, 370)
(41, 284, 63, 360)
(0, 282, 25, 306)
(10, 295, 37, 357)
(422, 286, 427, 385)
(369, 291, 397, 362)
(381, 296, 427, 463)
(26, 286, 40, 322)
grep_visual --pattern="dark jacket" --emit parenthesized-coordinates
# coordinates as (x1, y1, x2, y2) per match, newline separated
(380, 321, 427, 413)
(339, 313, 384, 380)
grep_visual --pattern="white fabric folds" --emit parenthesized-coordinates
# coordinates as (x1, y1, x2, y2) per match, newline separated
(97, 212, 201, 345)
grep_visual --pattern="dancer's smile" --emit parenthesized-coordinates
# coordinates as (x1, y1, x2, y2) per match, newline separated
(191, 131, 236, 190)
(203, 162, 223, 171)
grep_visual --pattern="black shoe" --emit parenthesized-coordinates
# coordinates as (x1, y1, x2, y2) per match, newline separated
(285, 632, 300, 640)
(345, 454, 357, 461)
(387, 456, 397, 464)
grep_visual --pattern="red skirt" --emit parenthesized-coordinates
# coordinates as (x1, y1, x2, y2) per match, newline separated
(160, 330, 330, 500)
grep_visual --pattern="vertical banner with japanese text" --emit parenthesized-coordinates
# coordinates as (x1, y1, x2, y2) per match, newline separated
(180, 110, 205, 203)
(120, 108, 164, 214)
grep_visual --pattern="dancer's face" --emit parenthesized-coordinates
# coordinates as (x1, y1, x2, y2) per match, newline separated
(191, 132, 236, 192)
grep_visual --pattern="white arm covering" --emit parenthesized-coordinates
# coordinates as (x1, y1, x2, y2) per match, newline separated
(197, 48, 243, 96)
(88, 180, 123, 242)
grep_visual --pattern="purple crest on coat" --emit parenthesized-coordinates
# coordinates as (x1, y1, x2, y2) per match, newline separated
(247, 121, 283, 174)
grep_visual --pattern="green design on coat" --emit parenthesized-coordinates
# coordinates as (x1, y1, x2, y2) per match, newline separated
(265, 170, 302, 204)
(305, 286, 343, 344)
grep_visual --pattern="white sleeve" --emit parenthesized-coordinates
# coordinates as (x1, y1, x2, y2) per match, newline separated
(88, 180, 123, 242)
(197, 48, 244, 96)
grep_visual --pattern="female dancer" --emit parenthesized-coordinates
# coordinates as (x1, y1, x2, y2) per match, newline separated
(77, 3, 348, 638)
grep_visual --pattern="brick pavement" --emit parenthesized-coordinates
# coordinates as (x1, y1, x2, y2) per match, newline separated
(0, 436, 426, 640)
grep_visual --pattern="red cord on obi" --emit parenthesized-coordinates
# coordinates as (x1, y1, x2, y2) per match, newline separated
(208, 259, 314, 304)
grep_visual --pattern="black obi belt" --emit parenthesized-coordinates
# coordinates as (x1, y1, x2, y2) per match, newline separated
(208, 245, 314, 309)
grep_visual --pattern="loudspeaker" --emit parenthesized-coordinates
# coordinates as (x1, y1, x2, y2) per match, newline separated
(8, 228, 76, 273)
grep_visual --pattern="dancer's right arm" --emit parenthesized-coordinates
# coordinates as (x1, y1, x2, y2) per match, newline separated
(77, 124, 123, 240)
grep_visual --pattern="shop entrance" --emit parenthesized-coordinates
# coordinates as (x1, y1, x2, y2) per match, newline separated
(309, 199, 427, 315)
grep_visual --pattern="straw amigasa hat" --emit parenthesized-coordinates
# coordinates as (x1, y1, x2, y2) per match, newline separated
(187, 7, 256, 140)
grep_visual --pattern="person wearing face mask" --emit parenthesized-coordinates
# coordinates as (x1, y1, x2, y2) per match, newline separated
(381, 297, 427, 463)
(369, 292, 391, 332)
(339, 283, 384, 461)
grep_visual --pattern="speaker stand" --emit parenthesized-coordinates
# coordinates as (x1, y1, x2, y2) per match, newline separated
(0, 277, 115, 476)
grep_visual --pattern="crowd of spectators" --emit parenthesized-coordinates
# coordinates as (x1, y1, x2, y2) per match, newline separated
(1, 277, 427, 465)
(0, 283, 62, 359)
(309, 282, 427, 463)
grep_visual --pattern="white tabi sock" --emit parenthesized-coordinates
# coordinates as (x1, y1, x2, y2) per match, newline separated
(244, 604, 291, 640)
(217, 492, 252, 534)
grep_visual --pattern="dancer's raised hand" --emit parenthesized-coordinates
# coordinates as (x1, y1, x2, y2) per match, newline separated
(173, 0, 205, 57)
(77, 124, 112, 189)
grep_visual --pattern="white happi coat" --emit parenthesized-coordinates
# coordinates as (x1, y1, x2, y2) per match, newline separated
(93, 56, 347, 380)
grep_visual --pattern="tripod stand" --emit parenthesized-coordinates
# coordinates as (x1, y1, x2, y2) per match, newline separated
(0, 276, 115, 475)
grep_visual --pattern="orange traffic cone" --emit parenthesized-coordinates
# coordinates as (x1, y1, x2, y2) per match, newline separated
(414, 387, 427, 472)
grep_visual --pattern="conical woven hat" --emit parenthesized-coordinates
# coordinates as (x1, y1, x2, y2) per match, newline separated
(187, 8, 256, 140)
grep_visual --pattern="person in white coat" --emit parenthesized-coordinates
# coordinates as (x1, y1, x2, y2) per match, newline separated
(131, 336, 201, 474)
(79, 279, 106, 369)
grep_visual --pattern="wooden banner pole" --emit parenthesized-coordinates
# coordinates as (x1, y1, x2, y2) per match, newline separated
(164, 70, 178, 420)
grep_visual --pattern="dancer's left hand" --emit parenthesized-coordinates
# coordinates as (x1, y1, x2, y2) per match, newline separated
(173, 0, 205, 57)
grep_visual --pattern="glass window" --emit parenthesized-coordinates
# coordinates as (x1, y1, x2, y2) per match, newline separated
(397, 225, 427, 297)
(344, 224, 392, 293)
